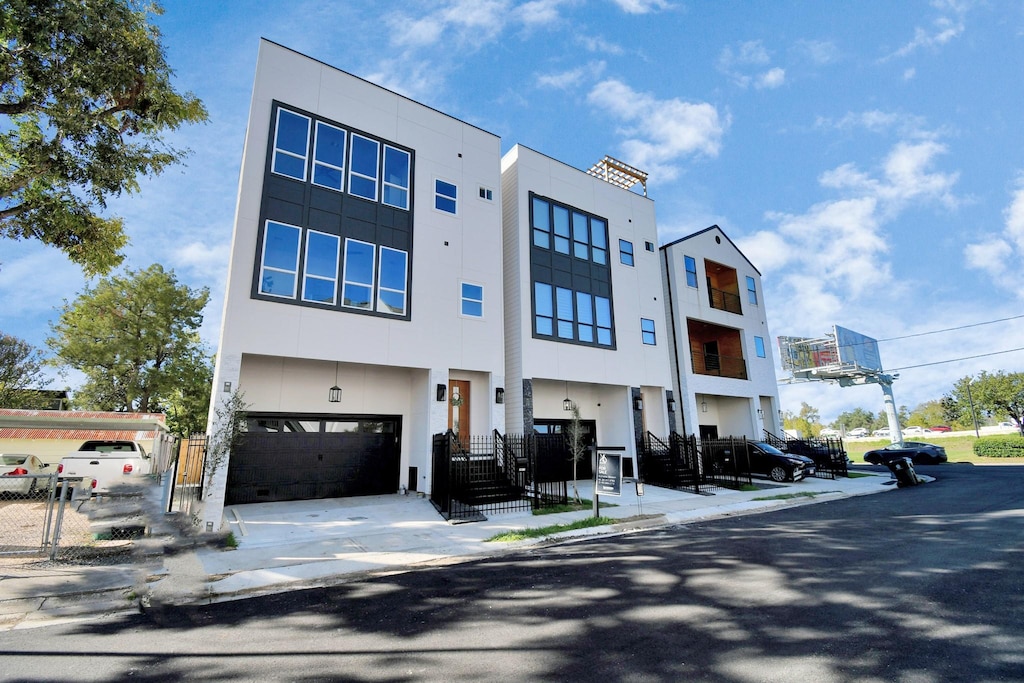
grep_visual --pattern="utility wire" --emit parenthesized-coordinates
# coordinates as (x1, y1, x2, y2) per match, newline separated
(875, 313, 1024, 343)
(888, 346, 1024, 372)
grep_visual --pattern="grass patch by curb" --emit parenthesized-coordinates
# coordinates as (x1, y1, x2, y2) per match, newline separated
(751, 491, 840, 501)
(533, 499, 617, 515)
(846, 472, 875, 478)
(486, 516, 617, 542)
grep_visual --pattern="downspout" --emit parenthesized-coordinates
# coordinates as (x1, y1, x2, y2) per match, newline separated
(663, 247, 687, 436)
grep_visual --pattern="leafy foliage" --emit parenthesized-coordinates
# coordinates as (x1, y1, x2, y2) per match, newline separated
(945, 372, 1024, 435)
(0, 331, 49, 407)
(0, 0, 207, 275)
(47, 263, 211, 433)
(972, 435, 1024, 458)
(782, 402, 821, 437)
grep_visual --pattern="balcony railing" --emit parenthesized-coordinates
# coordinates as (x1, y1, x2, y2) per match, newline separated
(691, 350, 748, 380)
(708, 286, 742, 314)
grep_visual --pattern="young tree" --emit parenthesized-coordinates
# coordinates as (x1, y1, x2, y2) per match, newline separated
(566, 403, 586, 505)
(0, 0, 208, 275)
(0, 332, 49, 407)
(48, 264, 211, 424)
(906, 400, 947, 428)
(783, 402, 821, 438)
(834, 407, 875, 431)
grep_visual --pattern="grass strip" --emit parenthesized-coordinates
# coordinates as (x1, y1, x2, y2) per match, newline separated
(486, 516, 617, 542)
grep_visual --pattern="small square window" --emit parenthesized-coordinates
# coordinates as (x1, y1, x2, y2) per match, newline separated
(479, 187, 493, 201)
(645, 241, 655, 252)
(461, 282, 484, 318)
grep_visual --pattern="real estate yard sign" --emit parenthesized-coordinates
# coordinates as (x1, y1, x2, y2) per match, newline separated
(595, 452, 622, 496)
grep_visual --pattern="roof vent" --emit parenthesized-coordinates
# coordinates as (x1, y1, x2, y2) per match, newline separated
(586, 155, 648, 196)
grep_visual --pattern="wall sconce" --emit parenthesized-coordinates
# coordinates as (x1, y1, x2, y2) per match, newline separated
(495, 387, 505, 404)
(701, 400, 708, 413)
(667, 397, 675, 413)
(563, 381, 572, 411)
(633, 396, 644, 412)
(328, 362, 341, 403)
(757, 408, 764, 418)
(778, 409, 784, 422)
(436, 384, 447, 402)
(223, 381, 232, 393)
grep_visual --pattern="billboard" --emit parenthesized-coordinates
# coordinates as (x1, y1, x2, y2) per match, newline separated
(834, 325, 883, 373)
(778, 326, 883, 379)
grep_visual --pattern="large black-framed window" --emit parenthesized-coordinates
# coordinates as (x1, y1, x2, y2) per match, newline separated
(252, 101, 415, 320)
(529, 192, 615, 349)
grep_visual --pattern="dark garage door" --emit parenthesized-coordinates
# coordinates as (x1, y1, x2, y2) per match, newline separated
(225, 416, 401, 505)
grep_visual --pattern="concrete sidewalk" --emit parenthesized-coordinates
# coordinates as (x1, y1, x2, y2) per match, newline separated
(0, 470, 900, 629)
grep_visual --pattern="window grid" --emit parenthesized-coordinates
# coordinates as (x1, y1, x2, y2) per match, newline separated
(382, 145, 411, 210)
(530, 194, 610, 267)
(377, 247, 408, 315)
(533, 283, 613, 347)
(259, 221, 302, 298)
(342, 238, 376, 310)
(348, 133, 380, 201)
(747, 276, 758, 305)
(301, 230, 340, 305)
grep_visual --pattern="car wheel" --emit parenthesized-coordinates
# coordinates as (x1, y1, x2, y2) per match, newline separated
(769, 466, 788, 483)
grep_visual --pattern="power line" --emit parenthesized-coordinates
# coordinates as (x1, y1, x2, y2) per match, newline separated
(888, 346, 1024, 372)
(876, 313, 1024, 343)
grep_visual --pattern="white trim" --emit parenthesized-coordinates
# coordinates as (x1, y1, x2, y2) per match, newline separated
(434, 177, 458, 215)
(258, 220, 302, 299)
(348, 133, 380, 201)
(300, 229, 340, 305)
(341, 237, 376, 310)
(311, 120, 346, 192)
(271, 108, 310, 182)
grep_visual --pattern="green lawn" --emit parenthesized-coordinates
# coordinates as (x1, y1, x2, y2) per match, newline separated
(848, 435, 1023, 465)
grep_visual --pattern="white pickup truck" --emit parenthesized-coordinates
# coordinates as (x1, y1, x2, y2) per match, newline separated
(57, 440, 152, 494)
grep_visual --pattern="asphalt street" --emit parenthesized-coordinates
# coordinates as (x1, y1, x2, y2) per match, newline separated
(2, 464, 1022, 682)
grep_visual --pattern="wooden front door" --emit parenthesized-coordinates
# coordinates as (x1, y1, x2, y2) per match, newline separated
(448, 380, 471, 445)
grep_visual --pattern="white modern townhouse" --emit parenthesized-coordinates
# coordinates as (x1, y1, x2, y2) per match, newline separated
(203, 41, 506, 529)
(660, 226, 782, 443)
(500, 146, 676, 479)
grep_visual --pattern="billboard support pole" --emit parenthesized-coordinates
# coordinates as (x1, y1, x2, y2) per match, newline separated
(879, 376, 903, 447)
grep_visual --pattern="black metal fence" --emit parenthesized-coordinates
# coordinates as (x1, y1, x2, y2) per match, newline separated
(698, 437, 754, 490)
(430, 430, 569, 521)
(637, 432, 701, 494)
(762, 431, 849, 479)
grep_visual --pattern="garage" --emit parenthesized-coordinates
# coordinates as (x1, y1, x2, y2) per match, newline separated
(225, 415, 401, 505)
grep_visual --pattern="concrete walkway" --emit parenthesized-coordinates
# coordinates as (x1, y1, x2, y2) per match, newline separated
(0, 470, 901, 629)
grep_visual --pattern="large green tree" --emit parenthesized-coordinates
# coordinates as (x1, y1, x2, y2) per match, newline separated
(0, 331, 49, 407)
(0, 0, 207, 275)
(782, 402, 822, 438)
(832, 407, 875, 432)
(944, 372, 1024, 434)
(47, 264, 212, 433)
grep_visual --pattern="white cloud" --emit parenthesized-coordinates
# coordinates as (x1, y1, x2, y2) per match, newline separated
(387, 1, 510, 50)
(587, 78, 727, 180)
(576, 34, 626, 56)
(795, 39, 839, 65)
(536, 61, 605, 90)
(964, 177, 1024, 299)
(883, 1, 968, 60)
(609, 0, 673, 14)
(756, 67, 785, 89)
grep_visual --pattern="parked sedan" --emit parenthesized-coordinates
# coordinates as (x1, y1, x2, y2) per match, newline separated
(746, 441, 816, 482)
(930, 425, 952, 433)
(0, 454, 50, 496)
(863, 441, 948, 466)
(848, 427, 870, 438)
(902, 426, 931, 436)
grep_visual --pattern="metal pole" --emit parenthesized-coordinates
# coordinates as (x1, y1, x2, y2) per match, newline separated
(966, 381, 980, 438)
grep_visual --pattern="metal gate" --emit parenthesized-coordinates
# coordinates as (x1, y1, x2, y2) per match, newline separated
(168, 433, 208, 520)
(0, 475, 96, 561)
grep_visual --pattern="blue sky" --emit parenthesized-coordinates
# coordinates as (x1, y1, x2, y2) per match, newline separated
(3, 0, 1023, 423)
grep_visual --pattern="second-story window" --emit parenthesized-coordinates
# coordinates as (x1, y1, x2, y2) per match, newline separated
(619, 239, 634, 266)
(747, 276, 758, 305)
(272, 109, 310, 181)
(641, 318, 657, 345)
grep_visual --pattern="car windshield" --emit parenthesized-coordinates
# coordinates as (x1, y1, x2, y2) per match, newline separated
(752, 442, 785, 456)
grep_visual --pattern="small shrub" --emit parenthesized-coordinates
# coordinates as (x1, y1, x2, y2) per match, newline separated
(973, 435, 1024, 458)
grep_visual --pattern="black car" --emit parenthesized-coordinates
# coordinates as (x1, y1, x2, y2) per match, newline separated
(863, 441, 947, 466)
(746, 441, 816, 482)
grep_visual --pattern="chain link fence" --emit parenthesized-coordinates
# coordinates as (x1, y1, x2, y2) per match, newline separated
(0, 475, 137, 564)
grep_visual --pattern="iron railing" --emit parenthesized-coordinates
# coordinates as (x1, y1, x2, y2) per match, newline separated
(708, 286, 742, 314)
(762, 431, 849, 479)
(690, 350, 748, 380)
(637, 432, 701, 494)
(430, 431, 568, 521)
(698, 437, 753, 490)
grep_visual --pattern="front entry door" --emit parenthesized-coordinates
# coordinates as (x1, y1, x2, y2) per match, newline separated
(448, 380, 471, 446)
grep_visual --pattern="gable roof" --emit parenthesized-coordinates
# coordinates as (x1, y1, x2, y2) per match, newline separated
(660, 224, 762, 276)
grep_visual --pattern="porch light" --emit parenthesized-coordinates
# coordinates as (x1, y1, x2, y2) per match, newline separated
(495, 387, 505, 404)
(667, 397, 675, 413)
(701, 400, 708, 413)
(757, 408, 764, 418)
(329, 362, 342, 403)
(437, 384, 447, 402)
(563, 381, 573, 411)
(633, 396, 644, 412)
